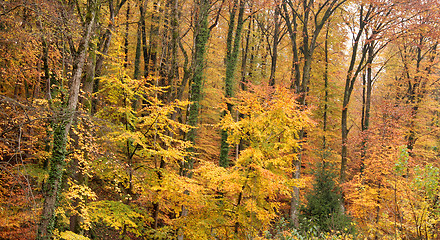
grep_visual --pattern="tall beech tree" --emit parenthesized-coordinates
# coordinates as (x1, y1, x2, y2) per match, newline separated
(281, 0, 347, 226)
(340, 0, 401, 183)
(219, 0, 246, 168)
(339, 4, 373, 184)
(91, 0, 128, 114)
(2, 0, 440, 239)
(184, 0, 219, 173)
(38, 0, 99, 238)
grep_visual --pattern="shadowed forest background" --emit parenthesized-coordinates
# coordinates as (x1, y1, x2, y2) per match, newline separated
(0, 0, 440, 239)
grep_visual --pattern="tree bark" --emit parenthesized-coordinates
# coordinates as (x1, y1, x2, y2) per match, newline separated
(340, 5, 371, 183)
(124, 3, 130, 69)
(38, 2, 97, 238)
(134, 12, 142, 80)
(219, 0, 245, 168)
(282, 0, 346, 226)
(281, 0, 300, 91)
(183, 0, 211, 175)
(322, 21, 330, 164)
(91, 0, 127, 114)
(360, 41, 373, 173)
(167, 0, 180, 104)
(146, 0, 160, 79)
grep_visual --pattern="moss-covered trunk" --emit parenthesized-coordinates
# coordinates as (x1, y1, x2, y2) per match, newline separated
(219, 0, 245, 168)
(182, 0, 211, 174)
(37, 2, 98, 238)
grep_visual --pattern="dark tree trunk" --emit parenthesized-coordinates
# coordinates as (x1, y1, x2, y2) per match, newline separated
(268, 3, 280, 86)
(140, 0, 149, 79)
(183, 0, 211, 175)
(340, 5, 371, 183)
(167, 0, 179, 103)
(41, 37, 51, 101)
(134, 14, 142, 80)
(146, 0, 160, 79)
(360, 42, 374, 173)
(322, 22, 330, 164)
(281, 0, 300, 91)
(124, 3, 130, 68)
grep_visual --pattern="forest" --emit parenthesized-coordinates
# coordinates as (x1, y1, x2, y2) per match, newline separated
(0, 0, 439, 239)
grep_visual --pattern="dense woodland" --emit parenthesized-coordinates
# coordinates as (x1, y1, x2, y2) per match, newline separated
(0, 0, 440, 239)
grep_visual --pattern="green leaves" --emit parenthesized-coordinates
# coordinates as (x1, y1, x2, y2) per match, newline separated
(88, 200, 144, 235)
(413, 164, 439, 199)
(395, 146, 409, 176)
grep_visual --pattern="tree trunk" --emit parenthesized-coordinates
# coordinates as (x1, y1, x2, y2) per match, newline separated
(360, 42, 373, 173)
(281, 0, 300, 91)
(240, 9, 253, 92)
(167, 0, 180, 104)
(38, 3, 97, 238)
(183, 0, 211, 175)
(340, 5, 370, 183)
(219, 0, 245, 168)
(124, 3, 130, 69)
(140, 0, 148, 79)
(322, 22, 330, 163)
(283, 0, 345, 225)
(41, 37, 51, 101)
(91, 0, 127, 114)
(81, 40, 97, 112)
(146, 0, 160, 79)
(134, 13, 142, 80)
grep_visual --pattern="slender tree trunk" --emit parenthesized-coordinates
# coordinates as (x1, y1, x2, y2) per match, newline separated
(268, 3, 280, 86)
(41, 37, 51, 101)
(92, 0, 128, 114)
(38, 3, 97, 238)
(240, 10, 252, 92)
(322, 22, 330, 164)
(146, 0, 160, 78)
(183, 0, 211, 175)
(124, 3, 130, 68)
(235, 4, 253, 159)
(281, 0, 300, 91)
(219, 0, 245, 168)
(340, 5, 370, 183)
(175, 38, 190, 103)
(167, 0, 180, 104)
(134, 13, 142, 80)
(360, 42, 373, 173)
(140, 0, 149, 79)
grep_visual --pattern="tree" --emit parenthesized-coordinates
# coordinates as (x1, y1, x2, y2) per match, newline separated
(219, 0, 246, 168)
(302, 165, 350, 233)
(38, 1, 99, 238)
(281, 0, 347, 226)
(184, 0, 219, 173)
(220, 84, 310, 236)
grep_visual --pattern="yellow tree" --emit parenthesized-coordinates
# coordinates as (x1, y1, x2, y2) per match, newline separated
(217, 84, 311, 237)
